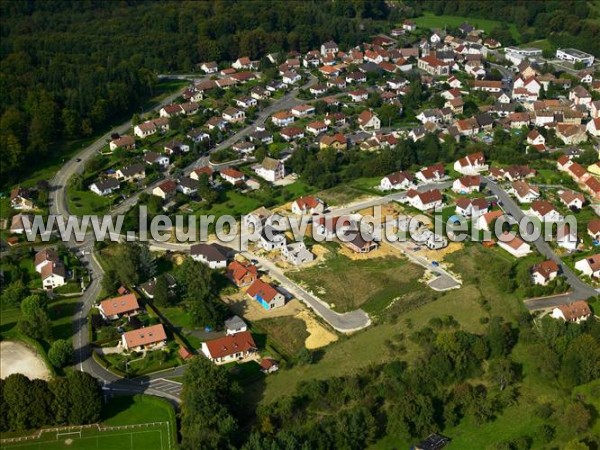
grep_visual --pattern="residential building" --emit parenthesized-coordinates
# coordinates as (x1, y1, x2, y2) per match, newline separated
(222, 107, 246, 123)
(10, 187, 35, 210)
(152, 180, 177, 200)
(121, 324, 167, 352)
(115, 164, 145, 182)
(343, 232, 379, 253)
(220, 167, 245, 185)
(455, 197, 488, 218)
(418, 56, 450, 76)
(406, 189, 443, 211)
(259, 226, 286, 251)
(556, 48, 594, 67)
(498, 233, 531, 258)
(530, 200, 561, 222)
(550, 301, 592, 323)
(532, 260, 560, 286)
(357, 110, 381, 130)
(575, 254, 600, 278)
(452, 175, 481, 194)
(227, 260, 258, 288)
(282, 241, 314, 265)
(99, 294, 141, 321)
(90, 179, 120, 196)
(319, 133, 347, 151)
(109, 135, 136, 151)
(416, 164, 446, 183)
(380, 171, 415, 191)
(291, 196, 325, 215)
(475, 210, 505, 231)
(306, 120, 328, 135)
(559, 190, 585, 210)
(41, 262, 66, 290)
(512, 180, 540, 203)
(224, 316, 248, 336)
(190, 243, 228, 269)
(201, 331, 257, 364)
(255, 157, 285, 182)
(453, 152, 488, 175)
(247, 279, 286, 309)
(35, 248, 59, 273)
(588, 219, 600, 240)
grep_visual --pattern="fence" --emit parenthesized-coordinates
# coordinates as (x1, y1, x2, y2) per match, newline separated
(1, 421, 173, 448)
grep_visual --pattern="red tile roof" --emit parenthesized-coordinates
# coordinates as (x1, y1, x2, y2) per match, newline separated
(100, 293, 140, 317)
(203, 331, 256, 359)
(123, 324, 167, 348)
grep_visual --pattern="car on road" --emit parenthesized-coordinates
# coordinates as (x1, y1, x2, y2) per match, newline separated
(251, 259, 259, 265)
(75, 158, 82, 162)
(432, 261, 440, 267)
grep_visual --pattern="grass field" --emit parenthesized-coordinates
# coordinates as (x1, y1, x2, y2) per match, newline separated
(412, 12, 520, 42)
(253, 316, 309, 357)
(287, 254, 423, 313)
(67, 187, 113, 216)
(1, 396, 176, 450)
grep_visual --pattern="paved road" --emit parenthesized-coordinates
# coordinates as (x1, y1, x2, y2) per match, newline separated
(485, 176, 598, 303)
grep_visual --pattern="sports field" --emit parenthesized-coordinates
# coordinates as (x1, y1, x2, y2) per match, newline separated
(0, 422, 172, 450)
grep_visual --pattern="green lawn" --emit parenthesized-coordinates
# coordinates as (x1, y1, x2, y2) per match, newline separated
(194, 189, 262, 218)
(253, 316, 309, 357)
(1, 395, 176, 450)
(412, 12, 520, 41)
(287, 253, 423, 314)
(67, 187, 113, 216)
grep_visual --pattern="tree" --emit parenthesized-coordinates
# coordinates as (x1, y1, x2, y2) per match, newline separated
(562, 402, 592, 435)
(48, 339, 73, 369)
(18, 294, 52, 340)
(66, 371, 102, 425)
(0, 279, 28, 307)
(487, 357, 517, 391)
(181, 357, 238, 449)
(101, 268, 120, 296)
(153, 275, 170, 307)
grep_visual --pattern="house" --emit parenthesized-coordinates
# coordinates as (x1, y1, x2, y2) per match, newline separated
(227, 260, 258, 288)
(90, 179, 120, 196)
(309, 84, 328, 96)
(116, 164, 145, 182)
(10, 187, 35, 210)
(586, 118, 600, 137)
(498, 233, 531, 258)
(177, 177, 198, 196)
(98, 294, 141, 321)
(9, 213, 34, 234)
(490, 166, 536, 182)
(591, 100, 600, 118)
(220, 167, 245, 185)
(251, 86, 270, 100)
(152, 180, 177, 200)
(530, 200, 561, 222)
(417, 109, 443, 124)
(244, 206, 275, 230)
(557, 224, 578, 251)
(109, 135, 136, 151)
(134, 118, 169, 138)
(271, 111, 295, 127)
(144, 151, 170, 168)
(280, 127, 305, 142)
(511, 180, 540, 203)
(205, 116, 228, 131)
(341, 230, 379, 253)
(455, 197, 489, 218)
(550, 301, 592, 323)
(569, 85, 592, 107)
(121, 324, 167, 352)
(291, 104, 315, 118)
(584, 176, 600, 200)
(190, 166, 215, 181)
(452, 175, 481, 194)
(559, 190, 585, 210)
(532, 260, 560, 286)
(418, 56, 450, 76)
(380, 171, 415, 191)
(190, 243, 228, 269)
(41, 261, 66, 290)
(291, 196, 325, 215)
(282, 241, 314, 265)
(526, 130, 545, 147)
(402, 19, 416, 32)
(470, 80, 503, 93)
(260, 358, 279, 374)
(201, 331, 257, 364)
(235, 96, 257, 109)
(34, 248, 59, 273)
(475, 210, 505, 231)
(159, 104, 183, 118)
(249, 129, 274, 145)
(200, 61, 218, 73)
(305, 121, 328, 136)
(282, 71, 301, 85)
(232, 56, 256, 70)
(187, 128, 209, 143)
(320, 40, 338, 56)
(255, 157, 284, 182)
(406, 189, 443, 211)
(357, 110, 381, 130)
(556, 123, 587, 145)
(416, 164, 446, 183)
(247, 279, 286, 309)
(575, 254, 600, 278)
(232, 141, 256, 154)
(224, 316, 248, 336)
(222, 107, 246, 123)
(138, 274, 177, 299)
(319, 133, 347, 151)
(453, 152, 488, 175)
(587, 218, 600, 240)
(259, 226, 286, 251)
(315, 215, 357, 240)
(346, 71, 367, 84)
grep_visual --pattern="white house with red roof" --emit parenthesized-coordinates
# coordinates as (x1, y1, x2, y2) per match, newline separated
(201, 331, 257, 364)
(406, 189, 443, 211)
(452, 175, 481, 194)
(357, 110, 381, 130)
(271, 111, 295, 127)
(532, 260, 559, 286)
(575, 254, 600, 278)
(246, 279, 285, 310)
(455, 197, 488, 218)
(586, 117, 600, 137)
(551, 301, 592, 323)
(121, 324, 167, 352)
(588, 219, 600, 240)
(291, 196, 325, 215)
(497, 233, 531, 258)
(530, 200, 562, 222)
(453, 152, 488, 175)
(220, 167, 246, 185)
(380, 171, 415, 191)
(475, 210, 505, 231)
(99, 294, 141, 321)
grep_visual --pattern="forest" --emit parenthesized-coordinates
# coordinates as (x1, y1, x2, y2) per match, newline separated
(180, 315, 600, 450)
(0, 0, 391, 188)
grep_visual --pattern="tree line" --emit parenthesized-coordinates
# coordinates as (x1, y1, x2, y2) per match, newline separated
(0, 371, 102, 432)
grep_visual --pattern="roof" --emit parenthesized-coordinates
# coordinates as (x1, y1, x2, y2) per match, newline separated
(158, 179, 177, 193)
(220, 167, 244, 179)
(224, 315, 247, 331)
(384, 171, 413, 185)
(261, 157, 282, 171)
(119, 163, 145, 177)
(247, 279, 280, 302)
(533, 260, 559, 279)
(190, 243, 228, 262)
(35, 248, 59, 267)
(480, 209, 504, 225)
(456, 152, 485, 168)
(556, 301, 592, 321)
(457, 175, 481, 187)
(357, 110, 376, 125)
(203, 331, 256, 359)
(123, 324, 167, 348)
(420, 55, 448, 67)
(560, 190, 585, 205)
(588, 218, 600, 235)
(294, 196, 322, 211)
(513, 180, 539, 198)
(580, 254, 600, 271)
(419, 163, 445, 179)
(92, 178, 120, 191)
(111, 135, 135, 147)
(408, 188, 442, 204)
(280, 126, 304, 137)
(531, 200, 557, 217)
(260, 358, 278, 371)
(227, 260, 257, 283)
(320, 133, 347, 146)
(500, 232, 528, 251)
(100, 293, 140, 317)
(41, 261, 66, 280)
